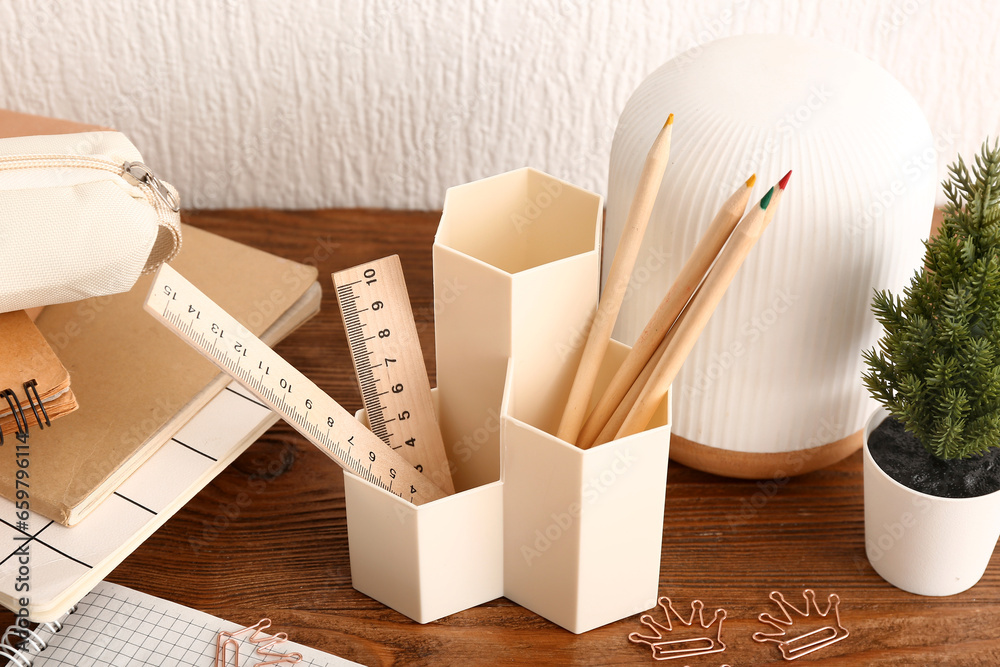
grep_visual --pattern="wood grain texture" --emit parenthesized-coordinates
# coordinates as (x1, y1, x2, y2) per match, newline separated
(3, 207, 998, 666)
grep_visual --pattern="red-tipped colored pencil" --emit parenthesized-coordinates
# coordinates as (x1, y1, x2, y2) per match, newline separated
(611, 172, 790, 442)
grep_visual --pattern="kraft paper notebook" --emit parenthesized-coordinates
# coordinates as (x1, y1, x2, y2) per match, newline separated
(0, 581, 359, 666)
(0, 311, 78, 439)
(0, 108, 104, 139)
(0, 224, 319, 525)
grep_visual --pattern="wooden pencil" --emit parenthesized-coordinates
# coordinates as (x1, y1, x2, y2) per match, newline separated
(615, 171, 791, 440)
(556, 113, 675, 444)
(577, 175, 756, 449)
(590, 311, 676, 447)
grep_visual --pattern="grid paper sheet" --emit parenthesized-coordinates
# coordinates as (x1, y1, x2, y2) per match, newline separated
(15, 581, 359, 666)
(0, 383, 279, 620)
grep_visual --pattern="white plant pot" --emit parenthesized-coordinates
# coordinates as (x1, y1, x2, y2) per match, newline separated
(863, 407, 1000, 596)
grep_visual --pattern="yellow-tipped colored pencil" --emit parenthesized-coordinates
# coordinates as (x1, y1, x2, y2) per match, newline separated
(556, 114, 675, 445)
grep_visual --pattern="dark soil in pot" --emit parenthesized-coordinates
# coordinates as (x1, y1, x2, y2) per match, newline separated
(868, 416, 1000, 498)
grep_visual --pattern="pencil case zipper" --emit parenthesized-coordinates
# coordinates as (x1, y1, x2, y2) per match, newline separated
(0, 153, 180, 217)
(0, 130, 184, 313)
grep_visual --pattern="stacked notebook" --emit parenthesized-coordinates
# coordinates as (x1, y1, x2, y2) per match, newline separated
(0, 110, 323, 625)
(0, 310, 78, 440)
(0, 378, 279, 620)
(0, 224, 320, 619)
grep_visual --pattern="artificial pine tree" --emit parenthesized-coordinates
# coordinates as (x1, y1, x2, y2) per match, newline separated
(863, 139, 1000, 461)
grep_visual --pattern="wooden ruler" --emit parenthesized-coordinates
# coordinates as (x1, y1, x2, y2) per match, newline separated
(334, 255, 455, 494)
(144, 264, 447, 505)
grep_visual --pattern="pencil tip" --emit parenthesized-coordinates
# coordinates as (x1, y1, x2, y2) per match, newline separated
(745, 174, 756, 188)
(779, 170, 792, 190)
(760, 187, 775, 209)
(664, 113, 674, 128)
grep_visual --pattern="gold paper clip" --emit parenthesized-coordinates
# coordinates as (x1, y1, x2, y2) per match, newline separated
(255, 639, 304, 666)
(216, 618, 303, 666)
(752, 589, 850, 660)
(628, 597, 728, 662)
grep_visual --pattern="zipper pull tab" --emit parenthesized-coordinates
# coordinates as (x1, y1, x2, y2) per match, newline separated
(123, 161, 180, 212)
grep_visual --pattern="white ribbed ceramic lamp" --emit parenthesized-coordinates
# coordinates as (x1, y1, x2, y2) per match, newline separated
(606, 35, 936, 478)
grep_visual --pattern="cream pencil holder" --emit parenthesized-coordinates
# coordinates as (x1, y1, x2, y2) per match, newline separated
(345, 391, 504, 624)
(501, 341, 672, 634)
(433, 167, 603, 492)
(347, 167, 607, 626)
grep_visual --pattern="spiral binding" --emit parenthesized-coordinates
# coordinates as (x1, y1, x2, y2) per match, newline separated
(0, 380, 50, 447)
(0, 605, 76, 666)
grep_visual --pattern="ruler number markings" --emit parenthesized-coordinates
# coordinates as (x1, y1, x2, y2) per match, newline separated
(145, 264, 446, 505)
(333, 256, 455, 494)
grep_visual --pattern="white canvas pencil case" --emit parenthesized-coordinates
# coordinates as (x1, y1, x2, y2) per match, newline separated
(0, 131, 182, 313)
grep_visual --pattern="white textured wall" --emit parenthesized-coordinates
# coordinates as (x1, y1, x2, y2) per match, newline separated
(0, 0, 997, 210)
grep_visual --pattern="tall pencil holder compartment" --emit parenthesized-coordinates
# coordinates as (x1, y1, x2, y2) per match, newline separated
(345, 391, 504, 624)
(501, 341, 672, 634)
(433, 167, 604, 491)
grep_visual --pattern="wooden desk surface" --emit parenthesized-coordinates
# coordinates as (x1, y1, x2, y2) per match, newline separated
(5, 208, 998, 665)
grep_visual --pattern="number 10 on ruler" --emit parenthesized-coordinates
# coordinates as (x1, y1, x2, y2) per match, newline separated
(334, 255, 455, 494)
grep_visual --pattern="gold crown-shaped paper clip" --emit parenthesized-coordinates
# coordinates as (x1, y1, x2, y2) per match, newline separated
(752, 589, 850, 661)
(216, 618, 304, 666)
(628, 597, 728, 662)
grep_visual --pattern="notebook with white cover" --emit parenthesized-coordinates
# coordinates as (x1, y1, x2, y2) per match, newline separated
(0, 381, 276, 622)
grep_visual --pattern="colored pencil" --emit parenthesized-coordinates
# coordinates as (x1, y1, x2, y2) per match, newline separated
(556, 114, 675, 444)
(578, 175, 756, 448)
(615, 172, 790, 440)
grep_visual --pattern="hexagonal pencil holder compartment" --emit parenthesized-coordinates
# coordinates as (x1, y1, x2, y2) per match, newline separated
(433, 167, 603, 492)
(346, 390, 504, 624)
(501, 341, 672, 634)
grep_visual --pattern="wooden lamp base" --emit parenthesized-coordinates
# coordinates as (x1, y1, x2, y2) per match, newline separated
(669, 430, 863, 479)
